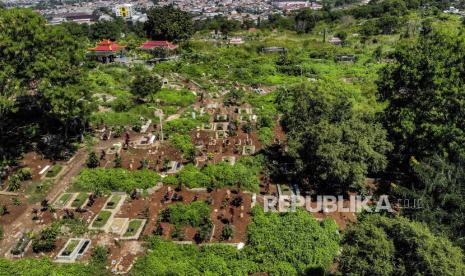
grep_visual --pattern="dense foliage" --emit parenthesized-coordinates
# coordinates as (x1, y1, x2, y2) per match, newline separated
(74, 168, 161, 193)
(160, 201, 211, 227)
(278, 84, 392, 193)
(169, 157, 263, 192)
(0, 258, 106, 276)
(379, 23, 465, 165)
(339, 214, 465, 275)
(133, 207, 340, 275)
(144, 6, 193, 41)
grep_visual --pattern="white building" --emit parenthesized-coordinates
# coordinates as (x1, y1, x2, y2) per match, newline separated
(113, 4, 134, 18)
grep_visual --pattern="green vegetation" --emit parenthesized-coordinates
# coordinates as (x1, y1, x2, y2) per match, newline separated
(160, 201, 211, 228)
(92, 211, 112, 228)
(278, 84, 392, 193)
(134, 208, 340, 275)
(74, 168, 161, 194)
(340, 215, 465, 275)
(25, 179, 54, 204)
(173, 157, 262, 192)
(32, 224, 60, 253)
(168, 133, 195, 160)
(0, 258, 106, 275)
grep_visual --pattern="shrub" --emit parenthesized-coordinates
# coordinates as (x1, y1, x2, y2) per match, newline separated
(32, 224, 60, 253)
(161, 201, 211, 227)
(220, 225, 234, 241)
(75, 168, 161, 193)
(16, 168, 32, 181)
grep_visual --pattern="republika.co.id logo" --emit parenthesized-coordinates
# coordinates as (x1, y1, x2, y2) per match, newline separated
(263, 195, 421, 213)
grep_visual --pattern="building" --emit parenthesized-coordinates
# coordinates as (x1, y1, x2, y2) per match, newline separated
(88, 40, 126, 63)
(113, 4, 134, 18)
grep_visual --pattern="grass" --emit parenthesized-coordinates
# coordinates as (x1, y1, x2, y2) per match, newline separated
(45, 165, 63, 178)
(123, 219, 143, 237)
(54, 193, 72, 207)
(25, 179, 53, 204)
(61, 239, 79, 256)
(71, 193, 88, 208)
(92, 211, 112, 228)
(104, 195, 122, 210)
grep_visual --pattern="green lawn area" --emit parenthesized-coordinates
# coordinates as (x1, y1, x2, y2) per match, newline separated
(45, 165, 63, 178)
(123, 219, 143, 237)
(70, 193, 88, 208)
(104, 195, 122, 210)
(92, 211, 112, 228)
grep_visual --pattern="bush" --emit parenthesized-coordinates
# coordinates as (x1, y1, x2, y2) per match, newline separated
(75, 168, 161, 193)
(86, 152, 99, 168)
(16, 168, 32, 181)
(220, 225, 234, 241)
(32, 224, 60, 253)
(161, 201, 211, 227)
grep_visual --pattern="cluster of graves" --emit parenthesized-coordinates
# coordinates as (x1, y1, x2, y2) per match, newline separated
(192, 101, 261, 166)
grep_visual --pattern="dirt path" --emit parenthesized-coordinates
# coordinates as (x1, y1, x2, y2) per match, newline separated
(0, 147, 88, 257)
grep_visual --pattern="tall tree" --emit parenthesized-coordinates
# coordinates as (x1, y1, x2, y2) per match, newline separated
(278, 84, 392, 193)
(340, 215, 465, 275)
(379, 23, 465, 165)
(144, 6, 193, 41)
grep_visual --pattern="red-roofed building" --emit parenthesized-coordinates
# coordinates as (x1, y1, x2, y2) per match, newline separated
(88, 40, 126, 63)
(139, 41, 178, 50)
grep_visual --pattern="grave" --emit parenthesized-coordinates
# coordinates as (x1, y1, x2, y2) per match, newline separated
(121, 219, 147, 240)
(140, 119, 152, 134)
(133, 134, 156, 149)
(242, 145, 256, 155)
(56, 238, 91, 263)
(106, 143, 122, 155)
(53, 193, 76, 209)
(222, 156, 236, 165)
(10, 234, 31, 257)
(109, 218, 129, 235)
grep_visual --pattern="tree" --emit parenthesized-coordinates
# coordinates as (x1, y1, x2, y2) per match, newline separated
(144, 6, 193, 41)
(86, 152, 99, 168)
(391, 156, 465, 249)
(278, 84, 392, 193)
(379, 23, 465, 165)
(295, 9, 319, 33)
(130, 71, 162, 99)
(89, 17, 128, 41)
(340, 215, 465, 275)
(0, 9, 87, 160)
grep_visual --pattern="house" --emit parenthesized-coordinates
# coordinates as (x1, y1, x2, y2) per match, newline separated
(87, 40, 126, 63)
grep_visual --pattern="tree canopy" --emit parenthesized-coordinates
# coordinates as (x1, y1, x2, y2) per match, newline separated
(379, 23, 465, 165)
(340, 214, 465, 276)
(144, 6, 193, 41)
(278, 84, 392, 193)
